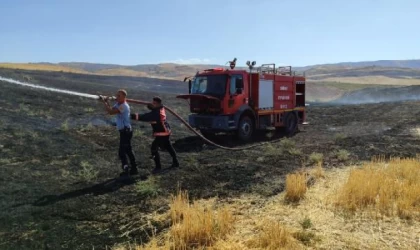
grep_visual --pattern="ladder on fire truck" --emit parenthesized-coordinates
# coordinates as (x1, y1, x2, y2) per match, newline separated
(257, 63, 305, 77)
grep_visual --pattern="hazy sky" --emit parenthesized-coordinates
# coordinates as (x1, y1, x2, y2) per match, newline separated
(1, 0, 419, 66)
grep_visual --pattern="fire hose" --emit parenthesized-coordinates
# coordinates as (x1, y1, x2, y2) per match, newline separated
(104, 96, 292, 151)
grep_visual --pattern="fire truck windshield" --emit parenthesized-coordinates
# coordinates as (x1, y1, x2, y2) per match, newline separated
(191, 75, 227, 97)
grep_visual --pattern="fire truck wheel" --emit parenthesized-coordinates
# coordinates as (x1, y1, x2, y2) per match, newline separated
(284, 112, 298, 135)
(237, 116, 254, 141)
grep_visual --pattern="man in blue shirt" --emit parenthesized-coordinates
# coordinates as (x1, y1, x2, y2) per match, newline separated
(100, 89, 138, 176)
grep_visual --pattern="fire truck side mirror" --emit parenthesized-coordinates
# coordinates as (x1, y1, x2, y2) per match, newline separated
(188, 80, 192, 94)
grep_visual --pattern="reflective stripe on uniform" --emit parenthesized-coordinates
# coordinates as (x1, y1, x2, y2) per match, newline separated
(154, 132, 170, 136)
(161, 108, 170, 133)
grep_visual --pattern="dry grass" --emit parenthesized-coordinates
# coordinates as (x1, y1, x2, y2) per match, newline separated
(97, 68, 148, 77)
(135, 189, 235, 250)
(0, 63, 175, 80)
(335, 156, 420, 219)
(312, 162, 325, 179)
(170, 190, 235, 248)
(120, 163, 420, 250)
(0, 63, 90, 74)
(246, 222, 302, 250)
(285, 172, 307, 202)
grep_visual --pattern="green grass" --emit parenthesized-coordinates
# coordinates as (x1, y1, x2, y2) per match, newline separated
(60, 119, 69, 131)
(84, 107, 95, 113)
(77, 161, 99, 182)
(300, 217, 313, 230)
(334, 149, 350, 161)
(135, 177, 159, 199)
(308, 153, 324, 165)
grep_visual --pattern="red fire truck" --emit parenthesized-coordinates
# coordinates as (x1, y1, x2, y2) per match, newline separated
(177, 58, 307, 141)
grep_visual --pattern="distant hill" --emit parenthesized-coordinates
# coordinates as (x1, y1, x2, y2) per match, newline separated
(57, 62, 122, 72)
(58, 62, 221, 79)
(319, 59, 420, 69)
(294, 59, 420, 71)
(2, 59, 420, 85)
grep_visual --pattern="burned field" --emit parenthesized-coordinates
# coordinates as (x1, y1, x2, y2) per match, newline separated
(1, 69, 420, 249)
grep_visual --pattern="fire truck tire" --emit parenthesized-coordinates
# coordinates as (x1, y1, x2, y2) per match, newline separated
(237, 116, 254, 141)
(284, 112, 298, 135)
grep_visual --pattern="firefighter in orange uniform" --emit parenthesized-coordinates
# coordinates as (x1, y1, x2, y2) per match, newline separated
(131, 96, 179, 174)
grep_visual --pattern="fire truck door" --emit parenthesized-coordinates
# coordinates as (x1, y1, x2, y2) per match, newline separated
(228, 74, 244, 109)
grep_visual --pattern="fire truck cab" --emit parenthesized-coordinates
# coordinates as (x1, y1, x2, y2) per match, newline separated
(177, 58, 306, 141)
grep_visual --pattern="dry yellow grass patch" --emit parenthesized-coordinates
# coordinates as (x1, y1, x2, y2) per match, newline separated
(170, 190, 234, 248)
(134, 189, 235, 250)
(259, 167, 420, 249)
(312, 162, 325, 180)
(285, 172, 307, 202)
(246, 221, 302, 250)
(335, 157, 420, 219)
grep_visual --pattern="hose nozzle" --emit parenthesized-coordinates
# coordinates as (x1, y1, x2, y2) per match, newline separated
(98, 95, 116, 101)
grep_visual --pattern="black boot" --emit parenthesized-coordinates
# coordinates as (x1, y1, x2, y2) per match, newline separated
(152, 153, 162, 174)
(130, 165, 139, 175)
(120, 165, 129, 177)
(170, 159, 180, 168)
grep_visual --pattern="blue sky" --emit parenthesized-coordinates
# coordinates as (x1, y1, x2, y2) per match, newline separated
(1, 0, 419, 66)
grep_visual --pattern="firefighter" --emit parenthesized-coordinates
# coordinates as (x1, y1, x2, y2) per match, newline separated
(130, 96, 179, 174)
(99, 89, 138, 176)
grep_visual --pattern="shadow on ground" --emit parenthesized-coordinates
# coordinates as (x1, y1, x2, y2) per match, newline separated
(172, 129, 295, 153)
(32, 175, 146, 207)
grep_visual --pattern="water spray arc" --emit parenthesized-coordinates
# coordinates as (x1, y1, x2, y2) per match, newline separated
(0, 76, 99, 100)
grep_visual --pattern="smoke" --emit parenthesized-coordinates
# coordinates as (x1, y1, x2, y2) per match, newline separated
(329, 85, 420, 105)
(0, 76, 99, 100)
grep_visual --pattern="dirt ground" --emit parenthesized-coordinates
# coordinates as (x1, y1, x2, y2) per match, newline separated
(0, 69, 419, 249)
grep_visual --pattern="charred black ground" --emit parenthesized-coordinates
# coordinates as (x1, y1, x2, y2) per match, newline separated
(1, 68, 420, 249)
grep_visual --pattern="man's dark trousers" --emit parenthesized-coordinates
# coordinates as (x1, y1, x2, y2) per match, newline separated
(119, 127, 136, 169)
(151, 135, 178, 169)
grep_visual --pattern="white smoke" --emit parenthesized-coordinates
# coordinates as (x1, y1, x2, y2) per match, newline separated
(330, 86, 420, 105)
